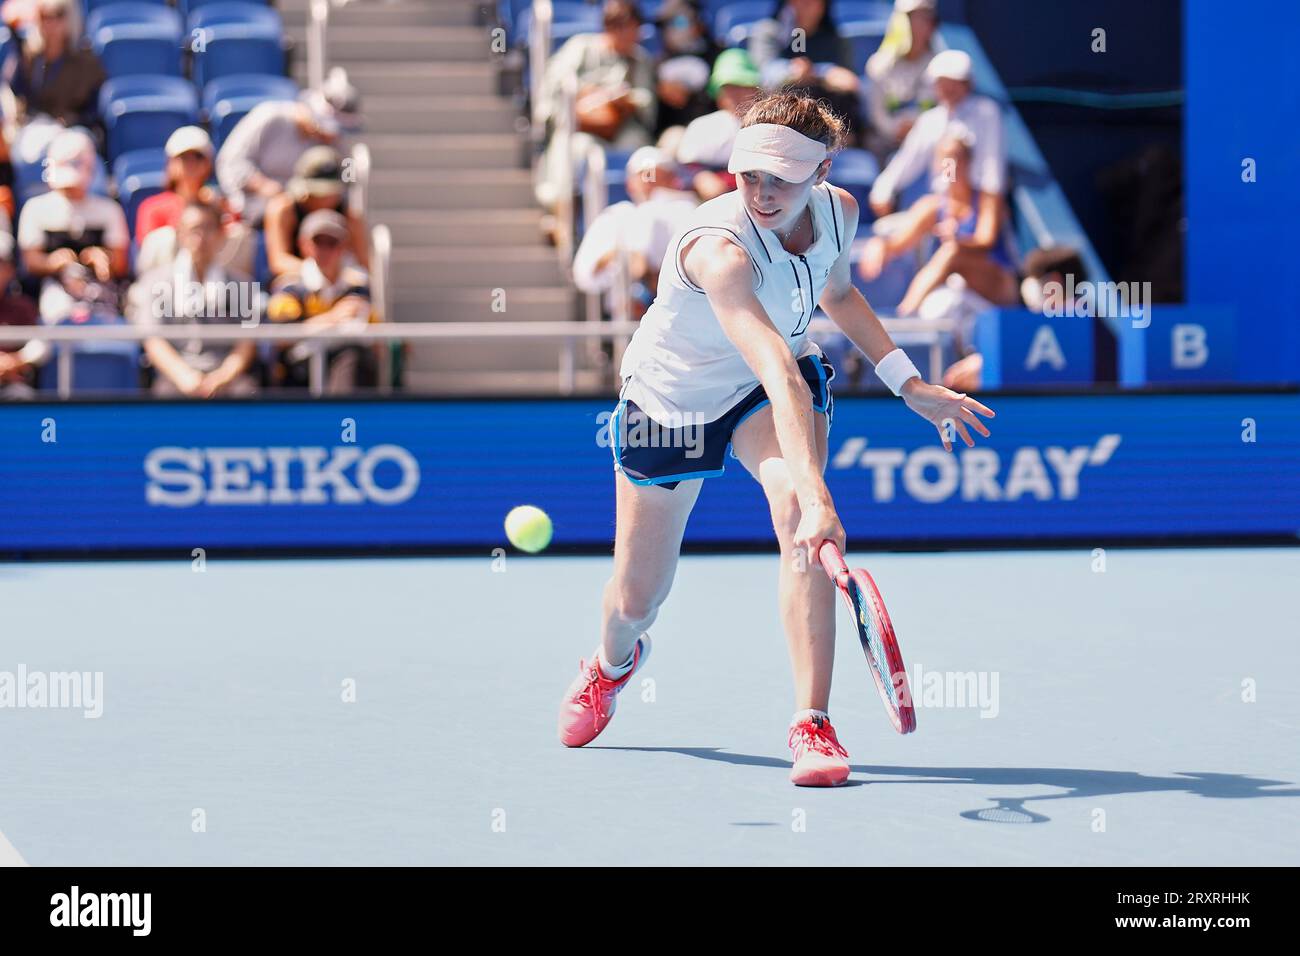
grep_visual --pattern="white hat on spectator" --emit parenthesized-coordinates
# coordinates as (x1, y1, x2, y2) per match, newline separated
(38, 0, 72, 14)
(626, 146, 669, 179)
(927, 49, 972, 82)
(895, 0, 937, 13)
(658, 55, 711, 93)
(305, 68, 362, 136)
(165, 125, 213, 158)
(298, 208, 350, 244)
(44, 128, 97, 190)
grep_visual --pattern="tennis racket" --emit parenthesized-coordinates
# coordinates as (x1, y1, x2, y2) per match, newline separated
(818, 540, 916, 734)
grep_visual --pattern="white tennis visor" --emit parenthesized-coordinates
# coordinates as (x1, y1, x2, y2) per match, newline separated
(728, 123, 828, 182)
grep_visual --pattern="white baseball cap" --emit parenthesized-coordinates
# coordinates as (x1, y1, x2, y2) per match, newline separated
(165, 125, 213, 158)
(44, 129, 96, 190)
(927, 49, 973, 83)
(895, 0, 936, 13)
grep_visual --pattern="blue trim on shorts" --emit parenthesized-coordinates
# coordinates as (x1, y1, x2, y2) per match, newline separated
(613, 354, 836, 489)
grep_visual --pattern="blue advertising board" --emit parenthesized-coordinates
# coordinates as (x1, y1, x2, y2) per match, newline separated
(0, 392, 1297, 554)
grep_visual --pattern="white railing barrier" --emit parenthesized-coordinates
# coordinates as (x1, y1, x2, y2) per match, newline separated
(529, 0, 553, 137)
(0, 319, 954, 399)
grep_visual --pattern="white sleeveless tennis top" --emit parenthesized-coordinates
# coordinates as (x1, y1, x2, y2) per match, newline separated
(618, 183, 848, 424)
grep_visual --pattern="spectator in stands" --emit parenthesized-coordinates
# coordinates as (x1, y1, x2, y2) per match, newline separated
(571, 145, 697, 317)
(266, 209, 375, 393)
(747, 0, 865, 145)
(216, 72, 361, 226)
(863, 0, 938, 163)
(653, 0, 719, 136)
(675, 48, 761, 201)
(264, 145, 368, 282)
(534, 0, 657, 211)
(134, 126, 256, 276)
(127, 200, 258, 397)
(869, 49, 1004, 217)
(940, 245, 1089, 392)
(858, 130, 1017, 316)
(9, 0, 106, 166)
(136, 127, 220, 242)
(0, 130, 15, 226)
(17, 128, 128, 325)
(0, 232, 43, 398)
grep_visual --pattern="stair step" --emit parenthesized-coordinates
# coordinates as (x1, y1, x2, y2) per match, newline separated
(405, 338, 576, 374)
(340, 62, 499, 97)
(392, 246, 563, 286)
(392, 287, 575, 323)
(370, 170, 535, 209)
(367, 133, 522, 170)
(380, 209, 541, 245)
(403, 368, 611, 395)
(327, 27, 495, 63)
(362, 96, 521, 134)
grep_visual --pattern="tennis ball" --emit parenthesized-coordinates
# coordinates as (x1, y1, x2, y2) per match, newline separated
(504, 505, 553, 553)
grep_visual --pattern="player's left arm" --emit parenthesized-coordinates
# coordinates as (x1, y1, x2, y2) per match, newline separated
(817, 186, 997, 450)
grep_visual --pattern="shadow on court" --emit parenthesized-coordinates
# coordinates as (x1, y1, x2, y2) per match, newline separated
(598, 747, 1300, 822)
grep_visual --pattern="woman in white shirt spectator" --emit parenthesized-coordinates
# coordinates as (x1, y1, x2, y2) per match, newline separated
(17, 128, 128, 325)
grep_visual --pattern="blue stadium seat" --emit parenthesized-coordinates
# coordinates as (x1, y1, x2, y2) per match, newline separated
(83, 0, 169, 12)
(87, 3, 184, 78)
(202, 73, 299, 148)
(515, 3, 603, 51)
(830, 0, 891, 26)
(0, 25, 15, 78)
(99, 75, 200, 162)
(841, 22, 886, 74)
(178, 0, 269, 15)
(713, 1, 774, 46)
(189, 2, 284, 87)
(38, 341, 142, 395)
(827, 147, 879, 210)
(112, 148, 169, 240)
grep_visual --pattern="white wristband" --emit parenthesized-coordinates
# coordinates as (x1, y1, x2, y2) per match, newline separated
(874, 348, 921, 396)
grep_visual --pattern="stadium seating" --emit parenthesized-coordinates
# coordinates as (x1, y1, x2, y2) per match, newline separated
(203, 73, 299, 148)
(188, 2, 285, 87)
(112, 148, 169, 239)
(99, 75, 201, 162)
(514, 2, 603, 51)
(827, 147, 879, 220)
(712, 2, 772, 45)
(83, 0, 168, 13)
(86, 2, 184, 78)
(178, 0, 270, 15)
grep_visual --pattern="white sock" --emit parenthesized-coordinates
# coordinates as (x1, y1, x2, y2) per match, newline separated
(598, 646, 636, 680)
(791, 708, 830, 726)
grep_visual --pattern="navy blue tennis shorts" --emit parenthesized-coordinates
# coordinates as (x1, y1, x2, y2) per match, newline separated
(611, 353, 835, 489)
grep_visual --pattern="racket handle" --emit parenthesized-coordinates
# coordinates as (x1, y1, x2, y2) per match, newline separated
(818, 540, 849, 582)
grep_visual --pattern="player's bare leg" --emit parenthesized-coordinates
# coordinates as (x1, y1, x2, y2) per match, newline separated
(731, 404, 836, 711)
(602, 474, 702, 665)
(558, 474, 700, 747)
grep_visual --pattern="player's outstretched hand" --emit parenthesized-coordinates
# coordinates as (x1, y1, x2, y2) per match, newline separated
(901, 379, 996, 452)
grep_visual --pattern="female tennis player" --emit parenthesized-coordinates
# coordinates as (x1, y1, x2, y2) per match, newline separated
(557, 92, 995, 786)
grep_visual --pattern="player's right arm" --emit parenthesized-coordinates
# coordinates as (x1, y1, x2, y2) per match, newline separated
(684, 236, 844, 557)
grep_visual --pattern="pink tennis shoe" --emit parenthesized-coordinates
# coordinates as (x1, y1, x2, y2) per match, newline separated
(788, 714, 851, 787)
(557, 635, 650, 747)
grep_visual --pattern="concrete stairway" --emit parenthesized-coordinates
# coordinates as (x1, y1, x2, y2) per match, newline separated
(278, 0, 601, 393)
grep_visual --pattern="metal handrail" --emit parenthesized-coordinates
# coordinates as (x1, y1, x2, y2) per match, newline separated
(307, 0, 330, 91)
(529, 0, 553, 135)
(0, 318, 955, 398)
